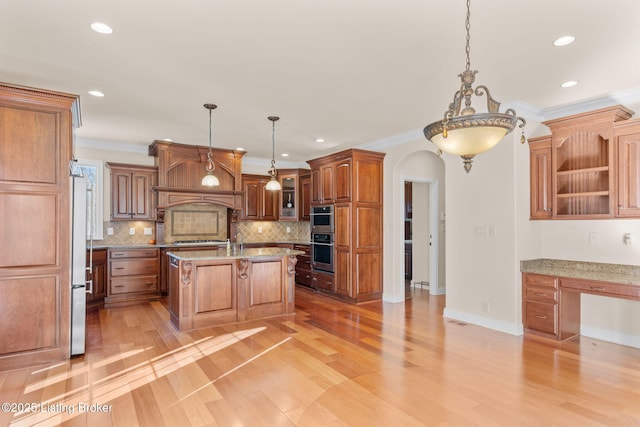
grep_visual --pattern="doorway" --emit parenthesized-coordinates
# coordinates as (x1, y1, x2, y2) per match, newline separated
(403, 178, 442, 299)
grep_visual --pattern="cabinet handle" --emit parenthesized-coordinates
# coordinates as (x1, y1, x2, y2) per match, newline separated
(534, 292, 548, 297)
(114, 267, 125, 270)
(312, 277, 317, 281)
(114, 285, 124, 288)
(590, 286, 606, 291)
(143, 251, 156, 256)
(535, 315, 547, 319)
(305, 275, 311, 279)
(144, 265, 154, 269)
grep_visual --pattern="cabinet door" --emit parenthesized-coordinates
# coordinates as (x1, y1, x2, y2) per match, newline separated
(300, 174, 311, 221)
(242, 180, 261, 220)
(262, 183, 278, 220)
(320, 164, 334, 203)
(111, 171, 132, 219)
(131, 171, 154, 219)
(310, 169, 323, 204)
(529, 140, 553, 219)
(335, 160, 351, 202)
(279, 175, 298, 221)
(617, 132, 640, 217)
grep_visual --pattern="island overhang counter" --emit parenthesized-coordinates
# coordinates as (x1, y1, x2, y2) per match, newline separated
(167, 248, 302, 331)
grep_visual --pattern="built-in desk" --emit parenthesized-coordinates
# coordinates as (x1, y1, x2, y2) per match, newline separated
(521, 259, 640, 340)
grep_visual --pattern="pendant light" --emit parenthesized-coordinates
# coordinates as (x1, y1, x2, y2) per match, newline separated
(265, 116, 281, 191)
(201, 103, 220, 187)
(423, 0, 526, 173)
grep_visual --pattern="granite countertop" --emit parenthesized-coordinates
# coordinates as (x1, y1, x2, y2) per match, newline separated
(89, 240, 311, 250)
(521, 258, 640, 286)
(167, 247, 304, 261)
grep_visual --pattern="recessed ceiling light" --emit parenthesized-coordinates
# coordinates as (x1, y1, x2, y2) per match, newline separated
(88, 90, 105, 97)
(315, 138, 325, 143)
(553, 36, 575, 46)
(281, 153, 289, 157)
(561, 81, 578, 88)
(91, 22, 113, 34)
(162, 138, 173, 142)
(236, 147, 245, 151)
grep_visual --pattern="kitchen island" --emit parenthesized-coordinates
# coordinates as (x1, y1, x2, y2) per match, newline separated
(167, 247, 302, 331)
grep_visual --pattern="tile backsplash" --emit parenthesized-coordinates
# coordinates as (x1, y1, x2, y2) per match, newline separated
(236, 221, 310, 242)
(93, 219, 310, 246)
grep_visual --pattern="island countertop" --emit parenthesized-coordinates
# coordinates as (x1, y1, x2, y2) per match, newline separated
(167, 247, 304, 261)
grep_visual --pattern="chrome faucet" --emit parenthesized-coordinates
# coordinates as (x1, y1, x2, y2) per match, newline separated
(235, 232, 243, 252)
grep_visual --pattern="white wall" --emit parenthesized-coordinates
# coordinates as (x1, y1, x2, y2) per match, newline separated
(382, 143, 445, 302)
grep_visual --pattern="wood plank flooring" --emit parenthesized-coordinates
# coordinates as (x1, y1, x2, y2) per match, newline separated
(1, 286, 640, 426)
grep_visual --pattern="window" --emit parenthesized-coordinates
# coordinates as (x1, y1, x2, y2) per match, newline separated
(76, 159, 104, 240)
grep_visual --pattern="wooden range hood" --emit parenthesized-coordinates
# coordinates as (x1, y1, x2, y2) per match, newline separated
(148, 140, 246, 242)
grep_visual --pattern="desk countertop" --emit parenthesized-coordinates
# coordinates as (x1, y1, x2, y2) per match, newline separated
(521, 259, 640, 286)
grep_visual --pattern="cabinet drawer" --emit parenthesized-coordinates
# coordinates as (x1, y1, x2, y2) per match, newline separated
(110, 259, 158, 276)
(110, 277, 158, 294)
(523, 273, 557, 289)
(525, 286, 557, 302)
(296, 271, 313, 287)
(110, 249, 159, 259)
(312, 271, 334, 291)
(525, 302, 557, 335)
(560, 278, 640, 300)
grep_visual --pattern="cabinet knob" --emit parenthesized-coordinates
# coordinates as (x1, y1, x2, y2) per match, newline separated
(535, 315, 547, 319)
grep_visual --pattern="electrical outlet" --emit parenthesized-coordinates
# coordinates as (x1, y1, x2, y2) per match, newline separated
(107, 227, 114, 236)
(481, 301, 489, 313)
(129, 227, 135, 235)
(258, 227, 263, 234)
(144, 227, 153, 236)
(286, 226, 291, 233)
(588, 232, 599, 243)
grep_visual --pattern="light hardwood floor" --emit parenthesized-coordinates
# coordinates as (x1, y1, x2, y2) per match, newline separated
(1, 286, 639, 426)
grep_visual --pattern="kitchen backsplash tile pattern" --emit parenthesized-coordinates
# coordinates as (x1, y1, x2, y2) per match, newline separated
(93, 220, 310, 246)
(164, 204, 228, 243)
(236, 221, 310, 242)
(95, 220, 157, 246)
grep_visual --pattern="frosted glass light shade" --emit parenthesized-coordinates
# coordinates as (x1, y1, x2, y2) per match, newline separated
(430, 125, 508, 156)
(201, 173, 220, 187)
(265, 175, 281, 191)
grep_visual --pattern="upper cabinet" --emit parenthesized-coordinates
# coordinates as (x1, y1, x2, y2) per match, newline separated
(241, 174, 278, 221)
(241, 169, 311, 222)
(529, 105, 640, 219)
(107, 163, 158, 220)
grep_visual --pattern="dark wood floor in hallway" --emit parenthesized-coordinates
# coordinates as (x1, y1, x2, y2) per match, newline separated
(1, 286, 639, 426)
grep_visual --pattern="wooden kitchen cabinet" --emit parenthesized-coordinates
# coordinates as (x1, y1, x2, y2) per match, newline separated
(294, 244, 312, 287)
(105, 248, 160, 307)
(0, 83, 80, 371)
(528, 105, 640, 219)
(300, 172, 312, 221)
(241, 174, 278, 221)
(614, 120, 640, 217)
(86, 248, 107, 305)
(307, 149, 385, 303)
(528, 136, 553, 219)
(107, 163, 157, 220)
(522, 273, 559, 338)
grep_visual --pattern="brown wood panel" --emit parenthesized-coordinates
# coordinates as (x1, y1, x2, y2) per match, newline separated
(249, 260, 283, 306)
(356, 206, 381, 248)
(334, 204, 350, 248)
(110, 259, 158, 277)
(0, 276, 58, 353)
(528, 136, 553, 219)
(354, 158, 381, 203)
(320, 164, 334, 202)
(617, 128, 640, 216)
(335, 249, 351, 297)
(334, 160, 351, 202)
(299, 173, 311, 220)
(0, 107, 58, 184)
(524, 301, 558, 335)
(110, 276, 158, 294)
(355, 251, 381, 296)
(0, 193, 58, 267)
(195, 264, 234, 312)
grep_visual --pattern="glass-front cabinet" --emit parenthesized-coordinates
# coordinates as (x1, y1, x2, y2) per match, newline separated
(280, 175, 297, 220)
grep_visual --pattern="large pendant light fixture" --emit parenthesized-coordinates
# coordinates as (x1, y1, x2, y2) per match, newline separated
(423, 0, 526, 173)
(265, 116, 282, 191)
(201, 103, 220, 187)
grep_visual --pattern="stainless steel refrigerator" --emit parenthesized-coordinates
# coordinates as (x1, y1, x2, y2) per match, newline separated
(70, 174, 88, 356)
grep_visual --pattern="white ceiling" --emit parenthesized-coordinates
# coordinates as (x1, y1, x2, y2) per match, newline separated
(3, 0, 640, 165)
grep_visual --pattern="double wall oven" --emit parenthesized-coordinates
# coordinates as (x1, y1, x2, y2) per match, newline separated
(310, 205, 334, 273)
